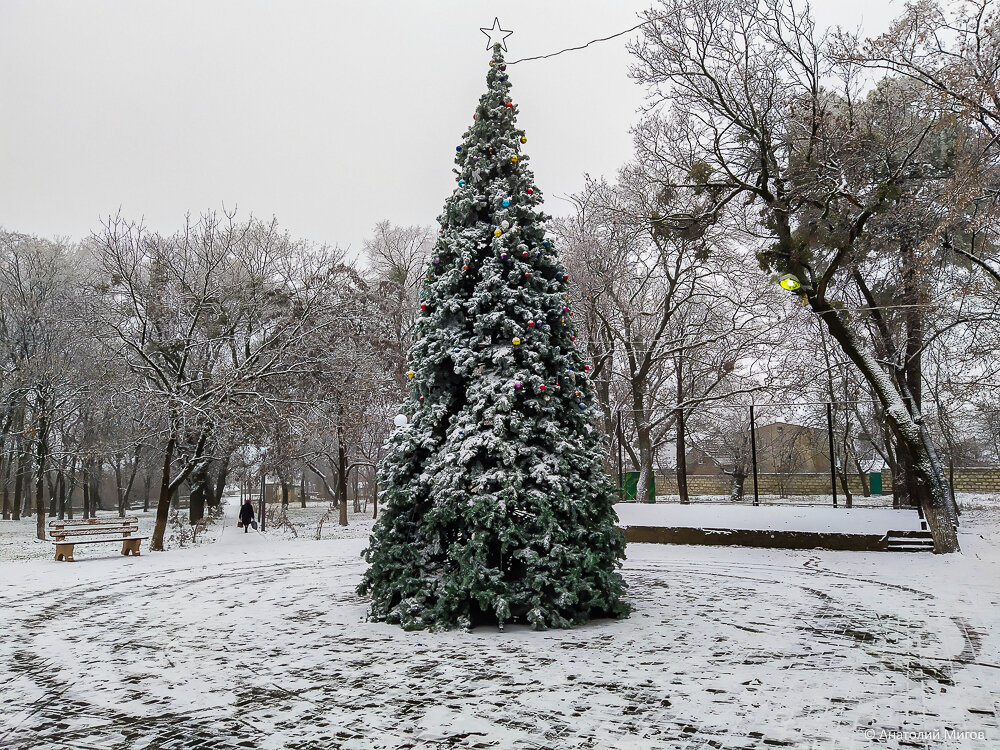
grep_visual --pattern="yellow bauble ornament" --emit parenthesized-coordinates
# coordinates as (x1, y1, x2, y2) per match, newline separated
(511, 156, 518, 163)
(406, 370, 415, 378)
(520, 136, 527, 144)
(494, 229, 502, 237)
(512, 338, 521, 345)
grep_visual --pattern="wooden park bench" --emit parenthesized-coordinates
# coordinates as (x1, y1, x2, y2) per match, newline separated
(48, 517, 148, 562)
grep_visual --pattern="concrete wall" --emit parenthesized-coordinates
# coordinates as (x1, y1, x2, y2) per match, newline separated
(654, 467, 1000, 497)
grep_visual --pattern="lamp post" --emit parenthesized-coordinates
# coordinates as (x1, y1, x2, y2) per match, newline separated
(259, 474, 266, 532)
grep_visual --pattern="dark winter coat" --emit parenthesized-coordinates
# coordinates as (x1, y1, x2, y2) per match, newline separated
(239, 502, 255, 524)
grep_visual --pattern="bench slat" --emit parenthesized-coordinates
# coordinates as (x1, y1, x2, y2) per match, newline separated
(50, 525, 138, 535)
(52, 537, 148, 546)
(49, 517, 139, 528)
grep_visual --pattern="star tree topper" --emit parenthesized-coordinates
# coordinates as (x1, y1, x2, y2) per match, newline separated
(480, 17, 513, 51)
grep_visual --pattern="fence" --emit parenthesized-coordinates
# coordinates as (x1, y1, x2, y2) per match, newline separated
(610, 399, 1000, 506)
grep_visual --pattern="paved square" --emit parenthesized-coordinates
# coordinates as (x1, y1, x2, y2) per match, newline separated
(1, 509, 997, 749)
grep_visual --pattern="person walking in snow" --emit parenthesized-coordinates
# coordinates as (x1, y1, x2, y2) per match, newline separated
(239, 499, 255, 533)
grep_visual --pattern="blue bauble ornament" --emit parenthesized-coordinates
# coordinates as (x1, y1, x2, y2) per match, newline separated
(543, 240, 550, 248)
(458, 180, 465, 187)
(502, 199, 510, 207)
(456, 146, 462, 152)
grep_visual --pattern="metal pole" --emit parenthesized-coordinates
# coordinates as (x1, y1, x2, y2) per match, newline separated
(260, 474, 267, 532)
(827, 402, 838, 508)
(618, 409, 625, 503)
(749, 404, 759, 507)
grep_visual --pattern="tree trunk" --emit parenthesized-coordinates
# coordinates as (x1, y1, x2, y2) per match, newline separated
(853, 453, 871, 498)
(675, 357, 689, 504)
(12, 441, 25, 522)
(57, 469, 67, 520)
(0, 410, 12, 520)
(838, 467, 853, 509)
(120, 445, 142, 518)
(949, 459, 960, 518)
(47, 469, 58, 517)
(150, 436, 176, 551)
(808, 295, 959, 552)
(301, 472, 307, 509)
(189, 464, 209, 525)
(82, 463, 91, 520)
(211, 455, 229, 509)
(1, 451, 11, 520)
(66, 462, 78, 519)
(114, 458, 125, 518)
(35, 409, 49, 541)
(337, 425, 348, 526)
(631, 385, 654, 504)
(280, 476, 289, 508)
(728, 470, 746, 502)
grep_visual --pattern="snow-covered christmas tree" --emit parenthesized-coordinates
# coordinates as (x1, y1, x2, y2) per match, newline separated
(358, 44, 629, 631)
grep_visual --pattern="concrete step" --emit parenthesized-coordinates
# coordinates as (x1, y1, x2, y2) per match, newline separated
(887, 530, 934, 552)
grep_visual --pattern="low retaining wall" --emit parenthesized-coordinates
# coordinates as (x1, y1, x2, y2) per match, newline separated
(621, 525, 889, 552)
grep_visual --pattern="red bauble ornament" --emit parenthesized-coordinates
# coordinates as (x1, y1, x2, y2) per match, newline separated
(506, 102, 513, 108)
(524, 272, 531, 278)
(420, 396, 425, 402)
(522, 251, 529, 257)
(420, 304, 427, 310)
(463, 264, 469, 270)
(527, 321, 535, 327)
(526, 188, 533, 194)
(500, 64, 507, 71)
(563, 274, 569, 281)
(575, 391, 580, 396)
(571, 336, 576, 341)
(539, 384, 546, 391)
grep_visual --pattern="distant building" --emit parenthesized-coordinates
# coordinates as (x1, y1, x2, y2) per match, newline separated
(687, 420, 832, 475)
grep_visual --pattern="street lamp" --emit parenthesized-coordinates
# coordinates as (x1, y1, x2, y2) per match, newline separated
(778, 273, 802, 291)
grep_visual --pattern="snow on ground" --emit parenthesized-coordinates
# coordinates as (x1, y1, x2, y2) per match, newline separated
(614, 503, 924, 534)
(0, 497, 998, 749)
(0, 495, 375, 563)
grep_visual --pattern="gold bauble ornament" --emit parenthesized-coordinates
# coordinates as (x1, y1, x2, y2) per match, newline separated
(406, 370, 415, 378)
(520, 136, 527, 144)
(511, 155, 518, 163)
(512, 338, 521, 345)
(494, 229, 502, 237)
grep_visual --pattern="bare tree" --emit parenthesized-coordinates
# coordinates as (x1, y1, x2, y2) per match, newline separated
(626, 0, 991, 550)
(93, 210, 347, 550)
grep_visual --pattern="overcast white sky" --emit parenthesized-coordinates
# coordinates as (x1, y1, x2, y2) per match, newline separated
(0, 0, 902, 257)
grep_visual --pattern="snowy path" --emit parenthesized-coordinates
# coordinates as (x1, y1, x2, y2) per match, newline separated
(1, 512, 998, 749)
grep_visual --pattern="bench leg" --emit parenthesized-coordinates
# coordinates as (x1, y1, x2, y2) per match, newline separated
(122, 539, 142, 556)
(54, 543, 75, 562)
